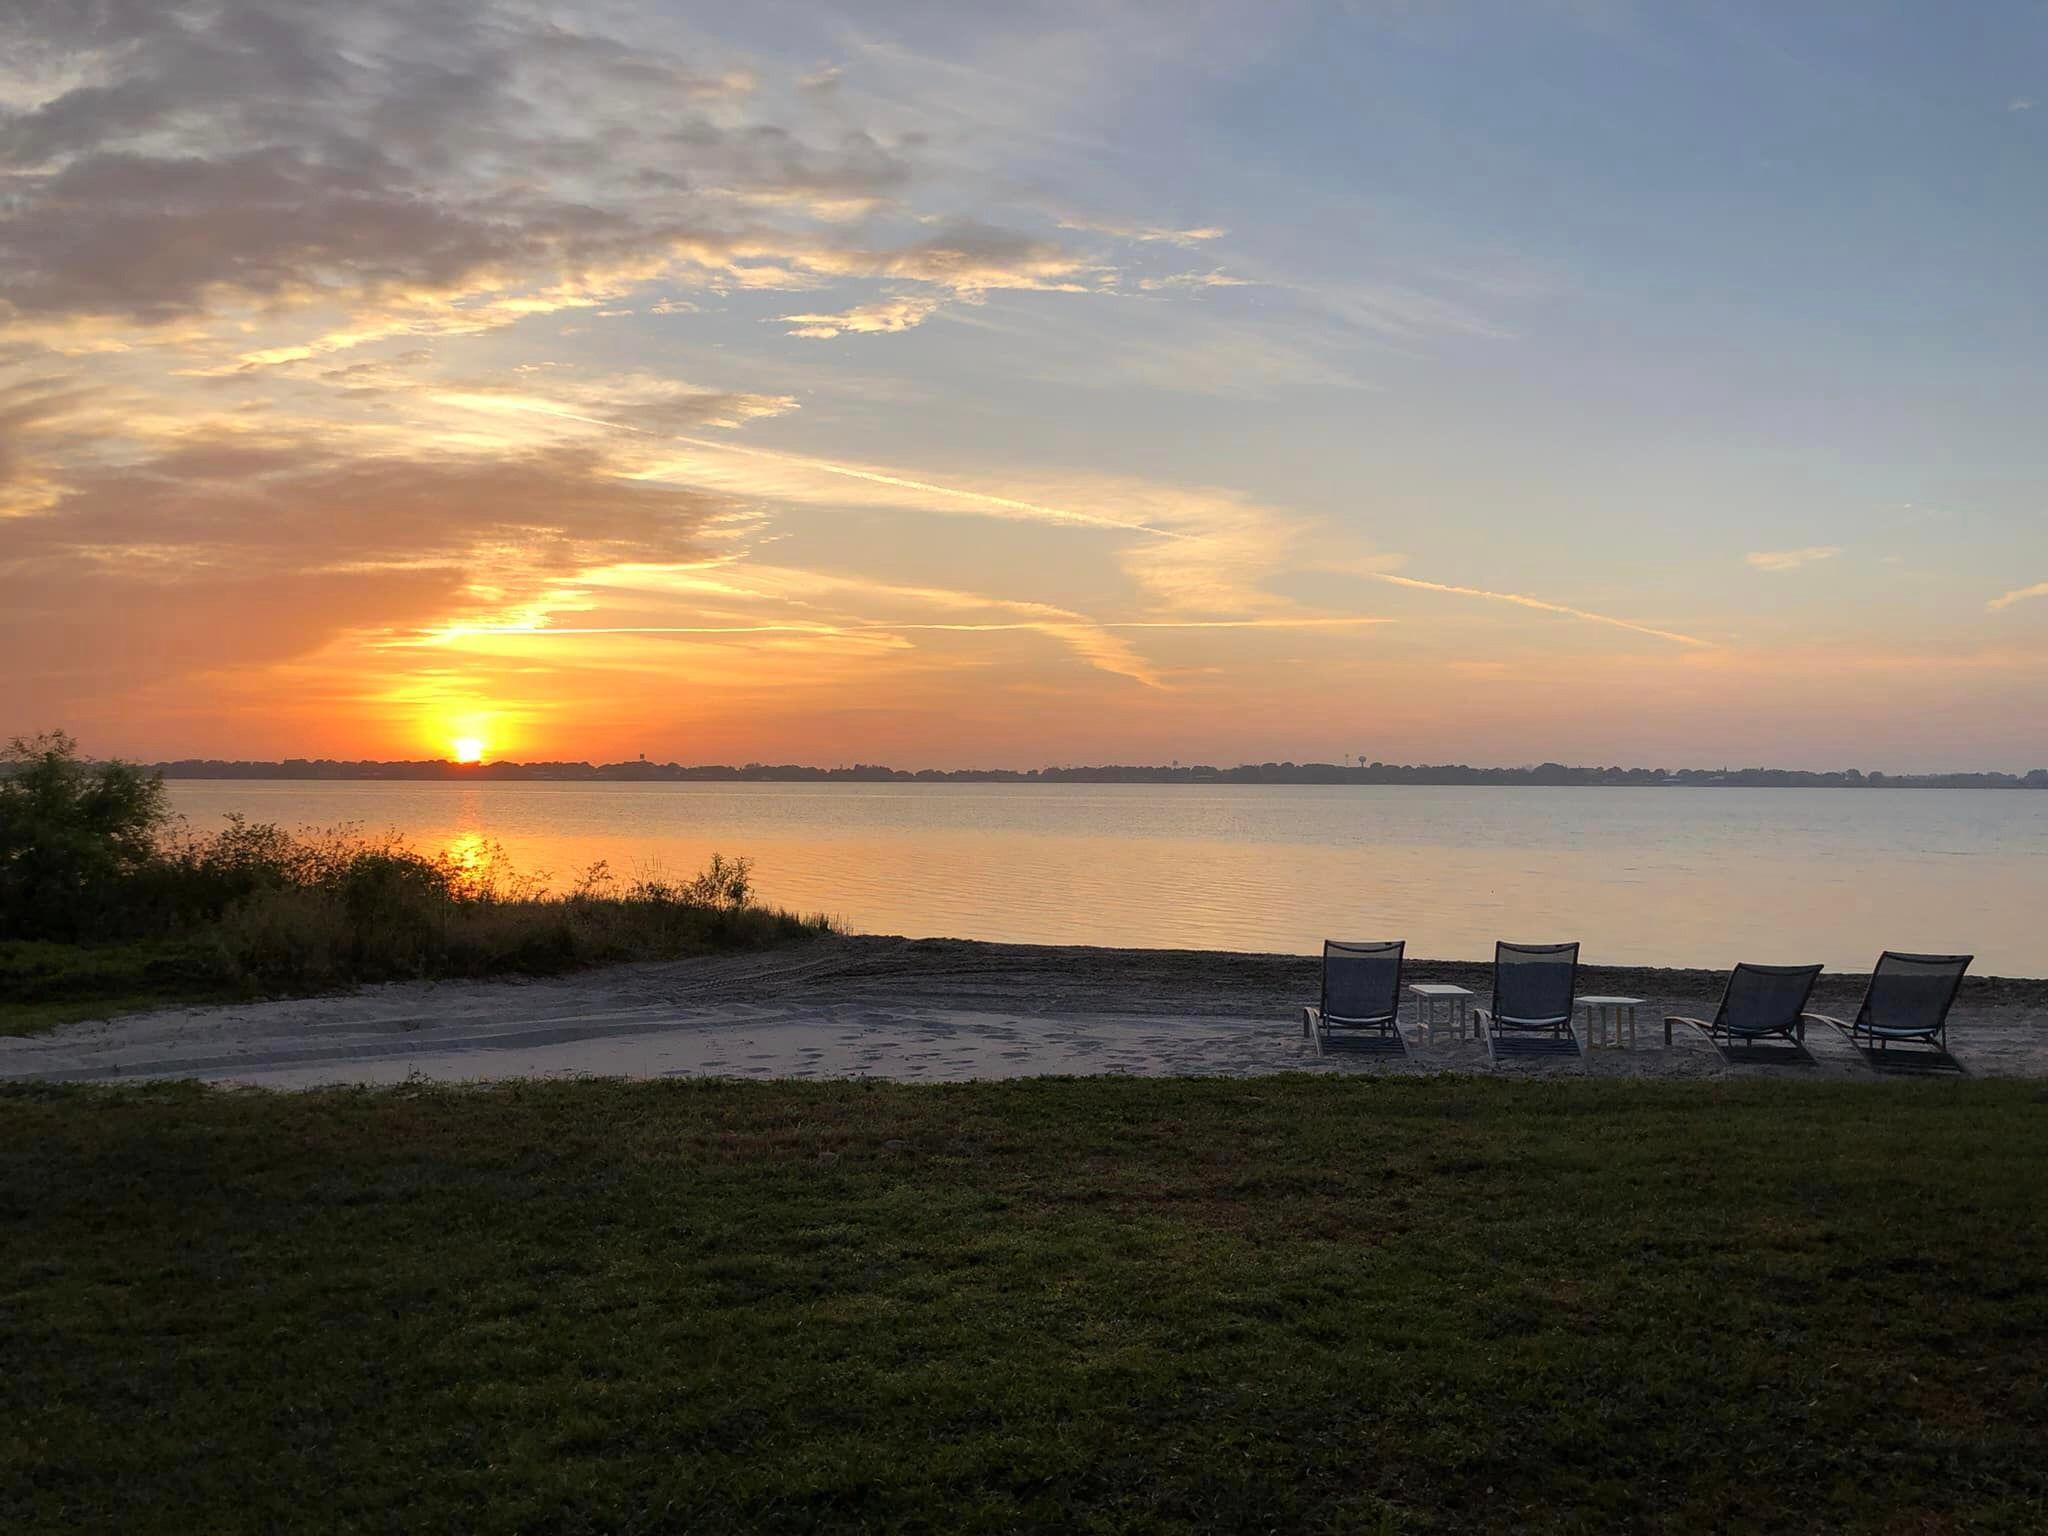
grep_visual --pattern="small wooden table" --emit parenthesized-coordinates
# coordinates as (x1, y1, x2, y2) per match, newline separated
(1577, 995, 1644, 1050)
(1409, 983, 1475, 1044)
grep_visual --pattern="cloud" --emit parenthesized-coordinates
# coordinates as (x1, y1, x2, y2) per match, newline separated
(1137, 271, 1255, 292)
(0, 410, 737, 717)
(1364, 573, 1709, 647)
(778, 295, 943, 338)
(2011, 98, 2035, 112)
(1746, 546, 1842, 573)
(831, 223, 1095, 294)
(1056, 216, 1227, 246)
(1307, 278, 1512, 341)
(465, 559, 1395, 690)
(0, 0, 1692, 756)
(541, 563, 1169, 686)
(0, 1, 1093, 345)
(655, 435, 1188, 538)
(1987, 581, 2048, 612)
(427, 373, 800, 433)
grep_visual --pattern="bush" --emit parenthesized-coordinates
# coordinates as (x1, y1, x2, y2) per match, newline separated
(0, 732, 172, 941)
(1, 735, 830, 1017)
(199, 841, 813, 990)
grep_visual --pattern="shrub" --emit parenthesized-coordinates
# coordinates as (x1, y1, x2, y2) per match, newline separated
(1, 734, 830, 1011)
(0, 732, 172, 941)
(621, 852, 753, 910)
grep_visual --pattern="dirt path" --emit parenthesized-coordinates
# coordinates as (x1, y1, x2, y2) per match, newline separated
(4, 935, 2042, 1088)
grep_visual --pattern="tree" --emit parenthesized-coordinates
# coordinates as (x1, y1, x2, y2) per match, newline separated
(0, 732, 170, 940)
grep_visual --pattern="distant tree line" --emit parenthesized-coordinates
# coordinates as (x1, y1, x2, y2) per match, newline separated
(122, 758, 2048, 788)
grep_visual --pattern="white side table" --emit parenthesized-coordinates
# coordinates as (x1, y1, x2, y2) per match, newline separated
(1409, 983, 1475, 1044)
(1577, 995, 1643, 1050)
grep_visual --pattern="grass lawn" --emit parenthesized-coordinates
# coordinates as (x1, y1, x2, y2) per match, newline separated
(3, 1076, 2045, 1533)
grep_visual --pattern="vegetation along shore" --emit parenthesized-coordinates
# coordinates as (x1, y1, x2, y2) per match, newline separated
(0, 734, 828, 1034)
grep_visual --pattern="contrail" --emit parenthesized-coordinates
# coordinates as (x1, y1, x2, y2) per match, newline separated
(454, 616, 1391, 636)
(665, 434, 1187, 539)
(428, 390, 1698, 647)
(1364, 572, 1708, 647)
(432, 385, 1187, 539)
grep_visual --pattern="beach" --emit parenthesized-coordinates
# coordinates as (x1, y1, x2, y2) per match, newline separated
(7, 933, 2044, 1088)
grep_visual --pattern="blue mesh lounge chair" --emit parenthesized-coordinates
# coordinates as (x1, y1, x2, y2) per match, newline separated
(1303, 940, 1408, 1056)
(1476, 941, 1581, 1060)
(1803, 951, 1971, 1061)
(1664, 962, 1823, 1059)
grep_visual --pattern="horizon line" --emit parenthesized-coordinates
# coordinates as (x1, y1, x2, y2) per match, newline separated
(110, 756, 2048, 782)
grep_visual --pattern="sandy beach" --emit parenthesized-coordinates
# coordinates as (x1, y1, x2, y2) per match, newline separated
(5, 934, 2043, 1088)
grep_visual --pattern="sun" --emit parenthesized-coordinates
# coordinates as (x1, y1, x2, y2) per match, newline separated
(451, 736, 485, 765)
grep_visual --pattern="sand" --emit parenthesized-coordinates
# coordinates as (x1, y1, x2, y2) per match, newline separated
(4, 935, 2044, 1089)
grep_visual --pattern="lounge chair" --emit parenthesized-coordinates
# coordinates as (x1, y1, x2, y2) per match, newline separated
(1804, 951, 1971, 1061)
(1664, 963, 1823, 1059)
(1477, 941, 1581, 1059)
(1303, 940, 1408, 1055)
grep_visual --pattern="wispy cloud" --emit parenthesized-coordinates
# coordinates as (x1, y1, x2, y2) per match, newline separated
(426, 388, 1316, 622)
(452, 608, 1392, 692)
(1987, 581, 2048, 612)
(660, 435, 1188, 539)
(1364, 573, 1709, 647)
(492, 563, 1172, 685)
(777, 295, 942, 338)
(468, 616, 1389, 636)
(1136, 271, 1254, 292)
(2010, 97, 2035, 112)
(1056, 217, 1227, 246)
(1746, 546, 1842, 573)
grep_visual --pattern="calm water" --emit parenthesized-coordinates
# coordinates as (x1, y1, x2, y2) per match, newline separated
(165, 782, 2048, 972)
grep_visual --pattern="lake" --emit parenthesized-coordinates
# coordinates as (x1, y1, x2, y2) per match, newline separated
(164, 781, 2048, 973)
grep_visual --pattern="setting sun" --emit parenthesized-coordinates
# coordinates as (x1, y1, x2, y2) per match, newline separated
(451, 737, 485, 765)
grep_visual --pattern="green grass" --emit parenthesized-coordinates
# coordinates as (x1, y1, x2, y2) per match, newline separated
(0, 992, 240, 1034)
(0, 938, 248, 1034)
(3, 1076, 2044, 1533)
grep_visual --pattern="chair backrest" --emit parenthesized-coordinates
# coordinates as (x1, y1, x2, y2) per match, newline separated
(1321, 940, 1404, 1023)
(1491, 941, 1579, 1028)
(1713, 963, 1823, 1036)
(1858, 951, 1971, 1033)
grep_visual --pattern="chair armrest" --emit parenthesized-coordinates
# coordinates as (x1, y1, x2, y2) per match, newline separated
(1663, 1014, 1711, 1046)
(1474, 1008, 1495, 1027)
(1302, 1005, 1320, 1043)
(1801, 1012, 1850, 1030)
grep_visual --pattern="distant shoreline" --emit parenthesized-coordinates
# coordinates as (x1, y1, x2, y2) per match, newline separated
(141, 760, 2048, 789)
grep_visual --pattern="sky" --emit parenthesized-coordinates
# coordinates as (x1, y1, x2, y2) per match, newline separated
(2, 0, 2044, 771)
